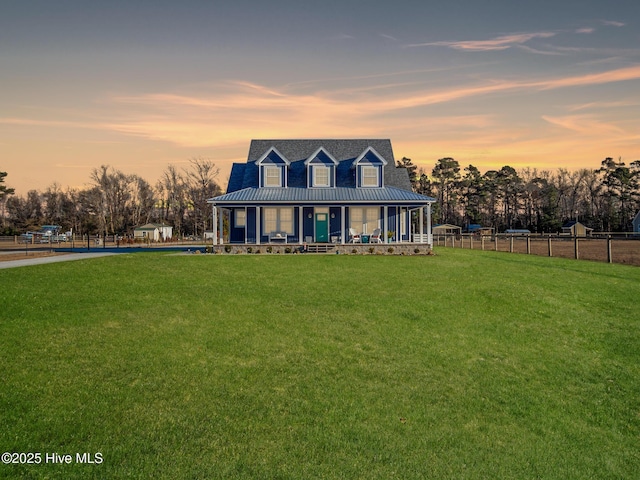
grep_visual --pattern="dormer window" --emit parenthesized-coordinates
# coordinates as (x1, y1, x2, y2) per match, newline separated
(353, 146, 388, 188)
(313, 166, 330, 187)
(265, 166, 282, 187)
(305, 147, 338, 188)
(257, 146, 290, 188)
(361, 166, 378, 187)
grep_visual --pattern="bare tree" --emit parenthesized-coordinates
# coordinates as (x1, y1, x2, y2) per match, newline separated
(158, 165, 187, 237)
(0, 171, 15, 231)
(183, 157, 221, 236)
(129, 176, 155, 228)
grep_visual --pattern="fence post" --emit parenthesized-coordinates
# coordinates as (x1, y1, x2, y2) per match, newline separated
(548, 236, 552, 257)
(481, 235, 485, 251)
(607, 235, 612, 263)
(470, 236, 473, 250)
(526, 235, 531, 254)
(494, 235, 498, 251)
(510, 235, 514, 253)
(574, 235, 579, 260)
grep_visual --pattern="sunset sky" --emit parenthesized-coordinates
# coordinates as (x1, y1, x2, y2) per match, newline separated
(2, 0, 639, 195)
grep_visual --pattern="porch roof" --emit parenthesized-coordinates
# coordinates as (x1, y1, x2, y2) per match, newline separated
(208, 186, 434, 205)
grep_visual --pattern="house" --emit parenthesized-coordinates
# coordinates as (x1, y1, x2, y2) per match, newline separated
(633, 211, 640, 234)
(561, 221, 592, 237)
(133, 223, 173, 242)
(433, 224, 462, 235)
(207, 139, 435, 245)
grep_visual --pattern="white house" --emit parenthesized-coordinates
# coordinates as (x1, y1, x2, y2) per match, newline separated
(133, 223, 173, 241)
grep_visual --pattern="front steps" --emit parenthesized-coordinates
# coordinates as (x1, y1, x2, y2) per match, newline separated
(305, 244, 336, 253)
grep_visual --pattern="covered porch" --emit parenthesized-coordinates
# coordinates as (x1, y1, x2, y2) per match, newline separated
(209, 202, 433, 246)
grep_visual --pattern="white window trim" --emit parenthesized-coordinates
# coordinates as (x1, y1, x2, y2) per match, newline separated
(350, 207, 379, 234)
(235, 210, 246, 228)
(264, 166, 282, 187)
(361, 166, 379, 187)
(263, 207, 294, 235)
(313, 166, 330, 187)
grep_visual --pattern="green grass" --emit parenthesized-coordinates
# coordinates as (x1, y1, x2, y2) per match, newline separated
(1, 249, 639, 479)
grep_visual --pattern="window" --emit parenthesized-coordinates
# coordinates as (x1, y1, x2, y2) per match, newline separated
(313, 166, 330, 187)
(263, 207, 294, 234)
(265, 166, 281, 187)
(235, 210, 246, 228)
(362, 166, 378, 187)
(350, 207, 379, 234)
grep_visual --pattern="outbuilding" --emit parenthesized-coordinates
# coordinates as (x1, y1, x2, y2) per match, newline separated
(133, 223, 173, 242)
(561, 221, 592, 237)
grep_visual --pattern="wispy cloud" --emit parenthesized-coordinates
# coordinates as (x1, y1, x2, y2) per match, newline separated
(331, 34, 355, 41)
(7, 64, 640, 157)
(568, 100, 640, 111)
(379, 34, 398, 41)
(601, 20, 625, 27)
(575, 27, 595, 34)
(99, 64, 640, 149)
(406, 32, 556, 51)
(516, 44, 565, 56)
(542, 114, 627, 135)
(0, 117, 105, 130)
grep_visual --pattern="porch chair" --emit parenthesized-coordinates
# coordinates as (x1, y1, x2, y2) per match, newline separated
(370, 228, 383, 243)
(349, 228, 361, 243)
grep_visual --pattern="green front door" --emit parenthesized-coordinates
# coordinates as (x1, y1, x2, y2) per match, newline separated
(315, 213, 329, 242)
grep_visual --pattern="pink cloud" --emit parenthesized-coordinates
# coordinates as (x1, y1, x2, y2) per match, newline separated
(406, 32, 556, 51)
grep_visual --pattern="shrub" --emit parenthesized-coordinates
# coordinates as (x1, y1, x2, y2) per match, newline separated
(414, 248, 420, 254)
(266, 246, 273, 253)
(247, 246, 253, 254)
(387, 247, 394, 254)
(224, 245, 232, 253)
(351, 248, 358, 254)
(368, 247, 375, 254)
(284, 247, 292, 254)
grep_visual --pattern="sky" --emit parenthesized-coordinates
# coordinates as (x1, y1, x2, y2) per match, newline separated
(2, 0, 639, 195)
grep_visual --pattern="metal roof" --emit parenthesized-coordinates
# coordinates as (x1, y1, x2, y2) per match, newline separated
(210, 186, 434, 205)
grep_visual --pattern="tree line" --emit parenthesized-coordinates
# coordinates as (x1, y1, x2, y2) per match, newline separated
(2, 155, 639, 237)
(0, 158, 222, 238)
(398, 156, 640, 233)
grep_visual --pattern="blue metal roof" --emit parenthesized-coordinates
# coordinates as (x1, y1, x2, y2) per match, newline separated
(210, 186, 434, 205)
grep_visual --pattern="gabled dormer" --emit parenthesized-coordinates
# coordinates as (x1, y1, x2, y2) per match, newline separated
(352, 146, 387, 188)
(257, 147, 290, 188)
(304, 147, 338, 188)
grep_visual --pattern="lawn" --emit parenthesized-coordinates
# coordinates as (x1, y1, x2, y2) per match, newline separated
(1, 249, 639, 479)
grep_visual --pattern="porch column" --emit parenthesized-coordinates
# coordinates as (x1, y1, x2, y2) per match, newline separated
(383, 206, 388, 243)
(341, 206, 345, 244)
(218, 208, 224, 245)
(298, 206, 303, 244)
(212, 204, 218, 245)
(256, 206, 261, 245)
(419, 206, 424, 244)
(426, 203, 432, 246)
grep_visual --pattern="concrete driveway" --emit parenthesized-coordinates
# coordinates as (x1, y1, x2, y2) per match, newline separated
(0, 252, 119, 269)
